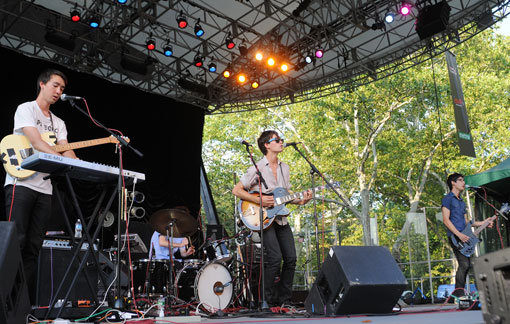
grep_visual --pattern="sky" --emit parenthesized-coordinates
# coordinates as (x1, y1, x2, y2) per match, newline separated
(494, 15, 510, 36)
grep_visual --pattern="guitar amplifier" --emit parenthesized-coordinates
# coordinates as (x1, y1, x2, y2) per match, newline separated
(36, 246, 98, 306)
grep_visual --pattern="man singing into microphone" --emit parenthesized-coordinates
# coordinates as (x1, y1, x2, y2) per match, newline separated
(442, 173, 493, 301)
(233, 130, 312, 307)
(4, 69, 77, 305)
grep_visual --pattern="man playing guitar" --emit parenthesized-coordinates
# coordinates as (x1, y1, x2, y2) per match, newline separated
(442, 173, 494, 300)
(232, 130, 312, 307)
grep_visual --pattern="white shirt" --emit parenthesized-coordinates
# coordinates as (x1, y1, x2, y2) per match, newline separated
(4, 101, 68, 194)
(240, 156, 292, 225)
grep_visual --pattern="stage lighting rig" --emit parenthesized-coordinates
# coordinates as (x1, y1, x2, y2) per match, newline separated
(208, 62, 217, 73)
(176, 10, 188, 29)
(145, 33, 156, 51)
(89, 13, 100, 28)
(385, 12, 395, 23)
(237, 73, 247, 83)
(315, 49, 324, 58)
(239, 40, 248, 56)
(251, 79, 260, 89)
(194, 18, 204, 37)
(162, 42, 173, 57)
(194, 52, 203, 67)
(70, 4, 81, 22)
(225, 32, 235, 49)
(399, 2, 412, 16)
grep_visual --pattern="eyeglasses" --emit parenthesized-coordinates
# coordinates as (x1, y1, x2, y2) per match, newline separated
(267, 137, 284, 144)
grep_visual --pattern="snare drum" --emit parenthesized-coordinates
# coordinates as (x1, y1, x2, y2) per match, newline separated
(132, 259, 170, 297)
(175, 262, 233, 311)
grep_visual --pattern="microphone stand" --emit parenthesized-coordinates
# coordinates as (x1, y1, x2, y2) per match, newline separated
(287, 143, 349, 267)
(244, 144, 269, 310)
(65, 99, 143, 310)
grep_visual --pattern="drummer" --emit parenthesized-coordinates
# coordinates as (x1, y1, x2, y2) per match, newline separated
(149, 231, 195, 260)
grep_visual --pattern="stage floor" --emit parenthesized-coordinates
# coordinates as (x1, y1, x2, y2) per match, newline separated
(40, 304, 484, 324)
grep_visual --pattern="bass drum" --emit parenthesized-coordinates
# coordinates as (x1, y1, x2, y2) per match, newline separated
(175, 262, 233, 311)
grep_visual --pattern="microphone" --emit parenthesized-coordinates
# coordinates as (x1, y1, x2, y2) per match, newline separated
(60, 94, 83, 101)
(465, 184, 481, 190)
(239, 140, 253, 147)
(213, 281, 233, 293)
(284, 142, 302, 147)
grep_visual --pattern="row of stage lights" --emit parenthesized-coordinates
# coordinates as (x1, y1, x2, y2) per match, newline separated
(69, 0, 410, 89)
(384, 1, 413, 24)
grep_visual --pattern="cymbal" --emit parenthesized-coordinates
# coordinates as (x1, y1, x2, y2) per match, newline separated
(150, 209, 198, 237)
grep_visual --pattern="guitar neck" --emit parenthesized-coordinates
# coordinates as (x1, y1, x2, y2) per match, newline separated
(472, 217, 495, 236)
(53, 137, 112, 153)
(278, 184, 329, 205)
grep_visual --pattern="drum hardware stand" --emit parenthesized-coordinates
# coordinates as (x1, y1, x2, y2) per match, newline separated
(244, 144, 269, 310)
(165, 219, 176, 305)
(64, 98, 143, 310)
(44, 172, 118, 319)
(286, 143, 349, 268)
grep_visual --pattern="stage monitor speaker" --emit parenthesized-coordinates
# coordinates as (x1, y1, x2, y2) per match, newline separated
(36, 246, 98, 306)
(0, 222, 31, 324)
(305, 246, 407, 315)
(473, 248, 510, 324)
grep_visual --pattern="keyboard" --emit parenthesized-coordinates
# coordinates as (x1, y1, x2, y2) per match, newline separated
(21, 152, 145, 184)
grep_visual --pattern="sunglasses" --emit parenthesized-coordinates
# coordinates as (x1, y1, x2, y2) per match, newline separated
(267, 137, 284, 144)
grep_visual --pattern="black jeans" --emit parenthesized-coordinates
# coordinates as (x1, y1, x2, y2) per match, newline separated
(449, 236, 471, 296)
(5, 185, 52, 305)
(263, 222, 296, 305)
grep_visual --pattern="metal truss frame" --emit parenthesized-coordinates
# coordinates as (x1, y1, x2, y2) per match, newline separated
(0, 0, 507, 114)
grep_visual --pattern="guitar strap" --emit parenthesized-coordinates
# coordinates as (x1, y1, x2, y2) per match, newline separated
(48, 111, 55, 132)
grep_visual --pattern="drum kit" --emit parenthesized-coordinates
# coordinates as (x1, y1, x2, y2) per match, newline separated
(131, 208, 242, 313)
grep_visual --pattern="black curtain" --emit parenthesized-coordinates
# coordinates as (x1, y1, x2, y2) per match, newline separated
(0, 47, 205, 244)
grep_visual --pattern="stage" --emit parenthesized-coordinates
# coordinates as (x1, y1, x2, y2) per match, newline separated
(33, 304, 483, 324)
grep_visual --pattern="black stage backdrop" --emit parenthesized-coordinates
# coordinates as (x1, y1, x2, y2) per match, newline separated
(0, 47, 205, 245)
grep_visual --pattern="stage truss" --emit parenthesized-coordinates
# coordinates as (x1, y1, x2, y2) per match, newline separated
(0, 0, 508, 114)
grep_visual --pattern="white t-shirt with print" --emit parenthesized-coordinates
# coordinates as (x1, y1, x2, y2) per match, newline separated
(4, 101, 68, 194)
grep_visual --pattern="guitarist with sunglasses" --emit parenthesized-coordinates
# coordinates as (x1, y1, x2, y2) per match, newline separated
(442, 173, 494, 301)
(4, 69, 77, 305)
(233, 130, 312, 307)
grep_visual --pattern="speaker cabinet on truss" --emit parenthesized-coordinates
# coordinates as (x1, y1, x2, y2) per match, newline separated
(415, 1, 451, 40)
(305, 246, 407, 315)
(473, 248, 510, 324)
(0, 222, 31, 324)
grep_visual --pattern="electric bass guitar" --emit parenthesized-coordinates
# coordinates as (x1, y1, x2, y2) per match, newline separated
(239, 182, 340, 231)
(0, 132, 129, 179)
(450, 215, 496, 257)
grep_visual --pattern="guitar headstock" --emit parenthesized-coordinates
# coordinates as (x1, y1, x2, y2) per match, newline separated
(109, 135, 130, 144)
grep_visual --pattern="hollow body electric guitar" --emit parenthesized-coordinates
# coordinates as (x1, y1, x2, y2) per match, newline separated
(239, 182, 340, 231)
(450, 215, 496, 257)
(0, 132, 128, 179)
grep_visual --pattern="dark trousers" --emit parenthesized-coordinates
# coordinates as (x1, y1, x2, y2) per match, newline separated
(449, 237, 471, 296)
(5, 185, 52, 305)
(263, 222, 296, 305)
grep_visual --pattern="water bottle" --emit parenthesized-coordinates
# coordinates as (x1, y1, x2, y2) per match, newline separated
(157, 297, 165, 317)
(75, 219, 82, 239)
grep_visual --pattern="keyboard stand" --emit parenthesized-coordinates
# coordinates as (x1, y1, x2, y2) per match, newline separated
(43, 172, 118, 319)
